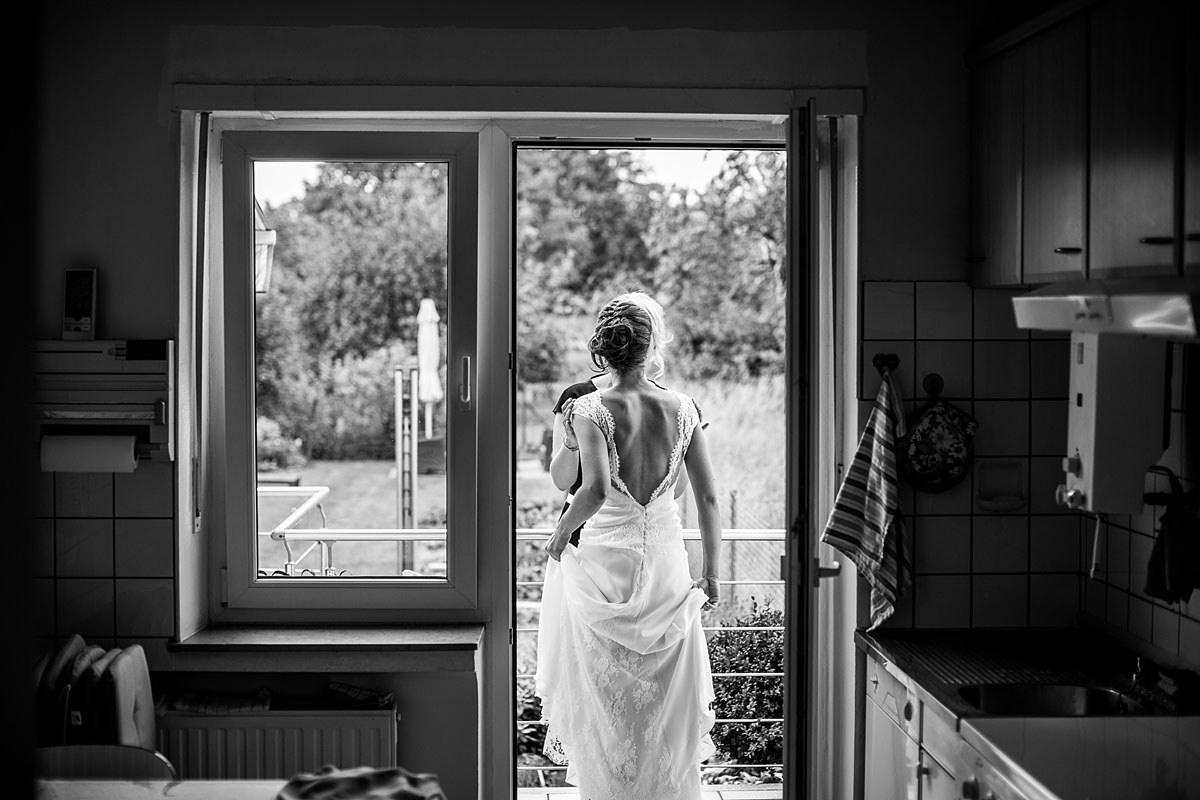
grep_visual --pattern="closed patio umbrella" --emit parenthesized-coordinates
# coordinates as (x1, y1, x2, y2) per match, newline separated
(416, 298, 443, 440)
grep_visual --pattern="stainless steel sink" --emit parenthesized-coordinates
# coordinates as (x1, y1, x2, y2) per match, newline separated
(957, 683, 1152, 716)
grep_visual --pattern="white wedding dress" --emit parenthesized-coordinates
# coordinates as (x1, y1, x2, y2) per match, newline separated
(536, 390, 716, 800)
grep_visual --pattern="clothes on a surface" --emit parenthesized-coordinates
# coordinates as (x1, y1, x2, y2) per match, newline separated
(536, 390, 716, 800)
(276, 765, 445, 800)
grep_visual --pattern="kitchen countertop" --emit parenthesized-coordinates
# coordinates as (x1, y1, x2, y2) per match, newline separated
(857, 627, 1200, 800)
(960, 715, 1200, 800)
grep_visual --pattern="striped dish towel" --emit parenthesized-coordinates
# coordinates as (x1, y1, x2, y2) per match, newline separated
(821, 368, 911, 630)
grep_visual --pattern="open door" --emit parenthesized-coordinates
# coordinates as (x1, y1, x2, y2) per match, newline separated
(785, 100, 818, 800)
(789, 104, 859, 800)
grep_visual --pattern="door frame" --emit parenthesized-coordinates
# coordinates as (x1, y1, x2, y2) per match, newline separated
(173, 83, 862, 800)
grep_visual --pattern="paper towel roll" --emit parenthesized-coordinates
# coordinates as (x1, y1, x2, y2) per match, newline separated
(40, 435, 139, 473)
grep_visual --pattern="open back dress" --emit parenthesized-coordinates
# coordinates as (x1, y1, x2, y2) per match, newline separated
(535, 389, 716, 800)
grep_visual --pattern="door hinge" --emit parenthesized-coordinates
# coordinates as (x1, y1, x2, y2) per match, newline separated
(509, 352, 515, 371)
(219, 568, 228, 606)
(509, 628, 515, 646)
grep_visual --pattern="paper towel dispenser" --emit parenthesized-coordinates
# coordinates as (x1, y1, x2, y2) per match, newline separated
(33, 339, 175, 472)
(1054, 332, 1167, 514)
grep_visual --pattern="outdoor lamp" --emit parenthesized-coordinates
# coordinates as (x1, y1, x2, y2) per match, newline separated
(254, 228, 276, 293)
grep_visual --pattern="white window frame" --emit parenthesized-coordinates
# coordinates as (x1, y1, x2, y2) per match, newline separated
(203, 117, 482, 617)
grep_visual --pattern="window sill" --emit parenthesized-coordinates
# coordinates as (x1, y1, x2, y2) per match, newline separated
(167, 625, 484, 672)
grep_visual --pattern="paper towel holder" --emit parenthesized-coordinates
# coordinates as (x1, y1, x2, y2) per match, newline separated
(32, 339, 175, 470)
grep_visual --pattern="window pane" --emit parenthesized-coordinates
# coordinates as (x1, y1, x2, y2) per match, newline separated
(252, 160, 448, 579)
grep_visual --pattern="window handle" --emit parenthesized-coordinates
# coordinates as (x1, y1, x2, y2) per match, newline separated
(458, 355, 472, 409)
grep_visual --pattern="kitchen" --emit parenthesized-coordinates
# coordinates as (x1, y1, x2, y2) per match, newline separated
(12, 0, 1199, 799)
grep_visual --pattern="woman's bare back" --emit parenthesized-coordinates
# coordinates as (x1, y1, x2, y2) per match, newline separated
(598, 386, 684, 506)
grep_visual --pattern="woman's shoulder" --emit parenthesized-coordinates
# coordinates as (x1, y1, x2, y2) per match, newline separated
(666, 389, 701, 416)
(551, 379, 600, 413)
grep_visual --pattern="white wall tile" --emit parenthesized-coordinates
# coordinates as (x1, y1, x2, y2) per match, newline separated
(1030, 400, 1067, 456)
(973, 400, 1029, 456)
(914, 576, 971, 628)
(33, 518, 55, 577)
(1030, 575, 1078, 627)
(115, 579, 175, 638)
(1152, 604, 1180, 656)
(115, 462, 174, 518)
(55, 473, 113, 517)
(974, 342, 1030, 399)
(914, 341, 972, 398)
(972, 514, 1029, 573)
(1128, 596, 1153, 642)
(1180, 616, 1200, 666)
(56, 578, 115, 638)
(862, 282, 914, 339)
(115, 519, 174, 577)
(914, 516, 970, 574)
(1030, 516, 1081, 572)
(55, 519, 113, 577)
(915, 282, 972, 340)
(972, 575, 1028, 627)
(972, 289, 1026, 339)
(1030, 340, 1070, 398)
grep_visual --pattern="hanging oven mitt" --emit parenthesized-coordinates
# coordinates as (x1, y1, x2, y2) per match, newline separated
(899, 374, 978, 494)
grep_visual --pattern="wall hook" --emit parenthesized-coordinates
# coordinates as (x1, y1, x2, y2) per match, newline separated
(872, 353, 900, 375)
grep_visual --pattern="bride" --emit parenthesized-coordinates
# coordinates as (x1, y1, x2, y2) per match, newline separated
(536, 293, 723, 800)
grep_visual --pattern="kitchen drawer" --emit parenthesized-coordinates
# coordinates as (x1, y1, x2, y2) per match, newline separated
(866, 654, 918, 740)
(920, 697, 959, 774)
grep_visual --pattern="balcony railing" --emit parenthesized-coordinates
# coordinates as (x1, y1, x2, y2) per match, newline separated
(515, 528, 785, 788)
(255, 487, 785, 787)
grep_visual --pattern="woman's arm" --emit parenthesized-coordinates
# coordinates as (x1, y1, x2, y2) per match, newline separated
(548, 403, 580, 492)
(544, 414, 608, 561)
(683, 424, 722, 605)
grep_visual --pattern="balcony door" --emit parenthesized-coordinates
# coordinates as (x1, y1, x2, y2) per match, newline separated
(507, 104, 835, 799)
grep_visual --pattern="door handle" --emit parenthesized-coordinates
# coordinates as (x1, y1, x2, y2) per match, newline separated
(458, 355, 471, 409)
(817, 560, 841, 581)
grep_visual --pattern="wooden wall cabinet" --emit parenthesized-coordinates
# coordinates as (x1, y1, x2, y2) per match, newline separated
(1021, 15, 1089, 284)
(969, 0, 1192, 287)
(1088, 0, 1182, 278)
(968, 50, 1023, 287)
(969, 16, 1087, 287)
(1185, 0, 1200, 275)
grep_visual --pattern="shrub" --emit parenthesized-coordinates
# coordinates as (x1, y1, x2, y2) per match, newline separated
(256, 417, 307, 471)
(706, 598, 784, 781)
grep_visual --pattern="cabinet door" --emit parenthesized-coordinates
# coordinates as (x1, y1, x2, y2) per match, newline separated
(1089, 0, 1182, 277)
(919, 750, 958, 800)
(969, 51, 1023, 287)
(864, 695, 919, 800)
(1022, 15, 1088, 283)
(1185, 0, 1200, 274)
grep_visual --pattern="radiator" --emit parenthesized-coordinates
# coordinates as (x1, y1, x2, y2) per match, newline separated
(157, 708, 398, 780)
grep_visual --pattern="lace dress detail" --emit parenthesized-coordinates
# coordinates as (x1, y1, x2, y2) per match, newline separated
(536, 390, 714, 800)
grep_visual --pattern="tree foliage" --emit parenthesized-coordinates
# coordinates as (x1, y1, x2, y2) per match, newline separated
(255, 149, 786, 461)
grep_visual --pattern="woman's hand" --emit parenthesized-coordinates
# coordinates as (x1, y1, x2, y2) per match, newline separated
(693, 575, 720, 608)
(543, 528, 572, 561)
(560, 398, 579, 451)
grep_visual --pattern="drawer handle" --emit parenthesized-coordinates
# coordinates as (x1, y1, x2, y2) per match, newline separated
(1054, 246, 1083, 254)
(1186, 233, 1200, 242)
(1139, 236, 1175, 245)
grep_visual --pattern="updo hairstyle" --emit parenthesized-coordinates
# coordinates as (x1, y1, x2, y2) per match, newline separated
(588, 298, 654, 375)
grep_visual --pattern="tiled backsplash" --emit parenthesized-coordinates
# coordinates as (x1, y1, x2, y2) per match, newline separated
(31, 461, 176, 654)
(857, 280, 1199, 669)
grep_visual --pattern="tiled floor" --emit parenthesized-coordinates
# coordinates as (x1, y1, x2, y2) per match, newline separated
(518, 787, 783, 800)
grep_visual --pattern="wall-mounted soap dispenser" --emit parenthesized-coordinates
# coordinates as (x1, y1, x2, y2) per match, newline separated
(1055, 331, 1167, 513)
